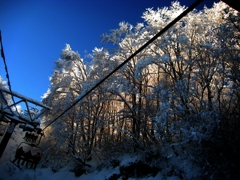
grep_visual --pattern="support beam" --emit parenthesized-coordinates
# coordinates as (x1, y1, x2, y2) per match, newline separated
(0, 121, 17, 159)
(0, 87, 50, 110)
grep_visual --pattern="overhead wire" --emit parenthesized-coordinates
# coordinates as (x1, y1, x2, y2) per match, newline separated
(42, 0, 204, 131)
(0, 30, 21, 117)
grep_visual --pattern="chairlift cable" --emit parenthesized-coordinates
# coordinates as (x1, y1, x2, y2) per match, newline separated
(42, 0, 204, 131)
(0, 30, 21, 117)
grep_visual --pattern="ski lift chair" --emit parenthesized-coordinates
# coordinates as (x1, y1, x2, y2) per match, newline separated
(13, 141, 43, 168)
(19, 123, 44, 145)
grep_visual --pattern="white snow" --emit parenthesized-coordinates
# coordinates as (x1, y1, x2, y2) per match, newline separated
(0, 134, 204, 180)
(0, 157, 182, 180)
(0, 132, 200, 180)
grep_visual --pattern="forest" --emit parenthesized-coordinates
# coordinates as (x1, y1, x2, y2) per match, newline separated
(1, 1, 240, 179)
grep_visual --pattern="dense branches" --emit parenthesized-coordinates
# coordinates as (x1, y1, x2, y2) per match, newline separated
(41, 2, 240, 177)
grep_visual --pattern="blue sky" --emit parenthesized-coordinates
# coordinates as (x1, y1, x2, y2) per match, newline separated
(0, 0, 216, 102)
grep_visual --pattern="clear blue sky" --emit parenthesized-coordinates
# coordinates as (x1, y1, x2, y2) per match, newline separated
(0, 0, 216, 102)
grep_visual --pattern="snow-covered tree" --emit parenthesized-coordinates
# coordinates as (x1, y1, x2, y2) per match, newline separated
(40, 1, 240, 178)
(41, 44, 87, 168)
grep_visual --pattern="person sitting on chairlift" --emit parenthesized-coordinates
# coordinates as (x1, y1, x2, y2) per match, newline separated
(12, 147, 25, 164)
(21, 150, 33, 168)
(24, 132, 31, 142)
(32, 134, 38, 143)
(24, 132, 38, 143)
(31, 152, 41, 170)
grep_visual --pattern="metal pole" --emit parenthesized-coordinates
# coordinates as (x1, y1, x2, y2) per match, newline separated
(0, 121, 17, 159)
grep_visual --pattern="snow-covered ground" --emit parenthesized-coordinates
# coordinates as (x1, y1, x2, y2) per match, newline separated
(0, 126, 202, 179)
(0, 133, 201, 180)
(0, 154, 185, 180)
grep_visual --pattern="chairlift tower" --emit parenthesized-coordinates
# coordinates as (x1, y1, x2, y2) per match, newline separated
(0, 87, 50, 159)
